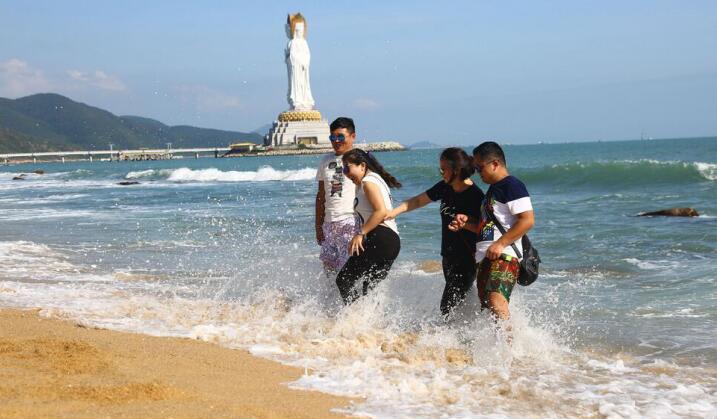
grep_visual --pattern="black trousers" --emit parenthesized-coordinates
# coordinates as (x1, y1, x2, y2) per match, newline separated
(440, 255, 476, 317)
(336, 225, 400, 304)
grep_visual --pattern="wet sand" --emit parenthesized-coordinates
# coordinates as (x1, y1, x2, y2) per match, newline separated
(0, 309, 354, 418)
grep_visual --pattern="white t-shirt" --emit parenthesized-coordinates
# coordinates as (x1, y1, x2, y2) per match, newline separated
(475, 175, 532, 261)
(315, 153, 356, 223)
(355, 172, 398, 234)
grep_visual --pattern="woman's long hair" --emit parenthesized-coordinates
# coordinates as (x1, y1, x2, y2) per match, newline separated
(440, 147, 475, 181)
(342, 149, 402, 189)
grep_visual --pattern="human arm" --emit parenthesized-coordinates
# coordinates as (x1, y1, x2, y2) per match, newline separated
(385, 192, 432, 220)
(349, 182, 387, 255)
(485, 210, 534, 260)
(315, 181, 326, 244)
(448, 214, 481, 233)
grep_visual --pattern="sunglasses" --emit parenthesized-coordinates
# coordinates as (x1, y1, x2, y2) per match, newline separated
(475, 160, 495, 172)
(342, 164, 350, 175)
(329, 134, 346, 143)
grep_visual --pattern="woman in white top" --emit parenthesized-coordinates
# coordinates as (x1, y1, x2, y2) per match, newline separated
(337, 149, 401, 304)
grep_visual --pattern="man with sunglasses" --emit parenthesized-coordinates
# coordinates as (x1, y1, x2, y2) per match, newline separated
(449, 142, 534, 324)
(315, 117, 359, 279)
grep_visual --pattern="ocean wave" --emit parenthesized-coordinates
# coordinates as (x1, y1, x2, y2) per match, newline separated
(517, 160, 717, 187)
(125, 166, 317, 183)
(124, 169, 159, 179)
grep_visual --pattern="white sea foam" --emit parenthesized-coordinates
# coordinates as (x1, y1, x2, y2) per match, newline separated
(125, 167, 318, 182)
(164, 166, 317, 182)
(633, 308, 708, 319)
(0, 208, 105, 222)
(125, 169, 157, 179)
(624, 257, 681, 271)
(694, 162, 717, 180)
(0, 241, 715, 418)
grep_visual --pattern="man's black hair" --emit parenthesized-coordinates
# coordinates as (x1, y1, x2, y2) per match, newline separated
(473, 141, 506, 166)
(330, 117, 355, 134)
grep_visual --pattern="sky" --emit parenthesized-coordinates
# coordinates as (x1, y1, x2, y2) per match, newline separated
(1, 0, 716, 144)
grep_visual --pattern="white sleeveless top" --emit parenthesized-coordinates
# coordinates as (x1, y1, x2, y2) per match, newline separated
(354, 172, 399, 234)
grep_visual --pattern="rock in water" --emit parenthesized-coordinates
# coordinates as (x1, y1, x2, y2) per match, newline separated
(32, 169, 45, 175)
(117, 181, 140, 186)
(12, 174, 26, 181)
(638, 207, 699, 217)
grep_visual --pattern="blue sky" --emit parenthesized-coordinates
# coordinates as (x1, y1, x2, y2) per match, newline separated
(1, 0, 716, 144)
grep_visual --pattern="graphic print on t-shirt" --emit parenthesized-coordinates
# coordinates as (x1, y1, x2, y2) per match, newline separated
(330, 165, 344, 197)
(425, 181, 483, 259)
(477, 200, 496, 243)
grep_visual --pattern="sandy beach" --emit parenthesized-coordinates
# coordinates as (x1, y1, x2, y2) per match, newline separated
(0, 309, 353, 418)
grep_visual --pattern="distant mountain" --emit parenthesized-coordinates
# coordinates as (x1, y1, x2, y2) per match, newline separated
(251, 123, 273, 135)
(408, 141, 442, 149)
(0, 93, 262, 153)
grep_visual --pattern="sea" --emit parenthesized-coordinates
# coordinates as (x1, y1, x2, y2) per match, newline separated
(1, 137, 715, 418)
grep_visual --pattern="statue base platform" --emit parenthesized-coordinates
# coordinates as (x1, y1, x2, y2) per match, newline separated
(265, 110, 330, 147)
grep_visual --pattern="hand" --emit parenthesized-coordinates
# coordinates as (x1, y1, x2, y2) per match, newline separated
(316, 225, 325, 245)
(384, 209, 399, 221)
(349, 234, 365, 256)
(448, 214, 468, 232)
(485, 242, 506, 260)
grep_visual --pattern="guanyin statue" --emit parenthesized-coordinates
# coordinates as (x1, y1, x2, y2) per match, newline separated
(285, 14, 315, 111)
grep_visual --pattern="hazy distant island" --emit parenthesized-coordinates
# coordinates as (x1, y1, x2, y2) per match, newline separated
(0, 93, 262, 154)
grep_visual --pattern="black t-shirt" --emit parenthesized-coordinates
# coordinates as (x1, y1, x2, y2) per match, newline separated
(425, 181, 484, 259)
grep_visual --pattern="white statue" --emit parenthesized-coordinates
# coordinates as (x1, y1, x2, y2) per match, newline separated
(285, 14, 315, 111)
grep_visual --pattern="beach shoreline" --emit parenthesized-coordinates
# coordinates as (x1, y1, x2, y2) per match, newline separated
(0, 308, 355, 418)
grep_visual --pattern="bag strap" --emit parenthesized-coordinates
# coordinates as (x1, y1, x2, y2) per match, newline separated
(485, 189, 523, 259)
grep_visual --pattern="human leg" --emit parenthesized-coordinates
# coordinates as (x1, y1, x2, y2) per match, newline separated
(320, 218, 359, 277)
(336, 226, 399, 304)
(336, 254, 367, 304)
(476, 259, 490, 310)
(440, 256, 476, 317)
(480, 256, 519, 320)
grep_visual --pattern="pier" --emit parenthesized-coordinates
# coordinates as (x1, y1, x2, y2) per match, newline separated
(0, 147, 229, 164)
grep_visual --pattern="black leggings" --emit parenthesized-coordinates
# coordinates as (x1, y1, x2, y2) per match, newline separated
(336, 225, 400, 304)
(440, 256, 476, 317)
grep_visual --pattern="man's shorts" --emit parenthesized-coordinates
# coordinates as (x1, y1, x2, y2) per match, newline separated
(320, 217, 359, 272)
(477, 255, 520, 302)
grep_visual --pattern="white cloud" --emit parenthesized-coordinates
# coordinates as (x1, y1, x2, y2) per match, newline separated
(67, 69, 126, 91)
(352, 97, 380, 110)
(175, 85, 243, 111)
(0, 58, 53, 97)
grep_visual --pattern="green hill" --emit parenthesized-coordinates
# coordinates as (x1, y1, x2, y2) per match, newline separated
(0, 93, 262, 153)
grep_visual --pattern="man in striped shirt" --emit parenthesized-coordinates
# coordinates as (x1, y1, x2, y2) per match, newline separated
(450, 142, 535, 322)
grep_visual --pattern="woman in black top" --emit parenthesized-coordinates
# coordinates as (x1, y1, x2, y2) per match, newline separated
(386, 148, 484, 318)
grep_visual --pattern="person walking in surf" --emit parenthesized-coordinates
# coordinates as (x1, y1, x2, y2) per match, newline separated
(336, 149, 402, 304)
(450, 142, 534, 322)
(315, 117, 359, 279)
(385, 147, 484, 318)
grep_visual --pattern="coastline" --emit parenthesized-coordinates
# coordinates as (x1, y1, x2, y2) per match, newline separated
(0, 308, 355, 418)
(222, 141, 406, 158)
(1, 142, 406, 165)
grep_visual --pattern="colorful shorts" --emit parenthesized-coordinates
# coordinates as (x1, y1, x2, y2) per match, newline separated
(477, 255, 520, 302)
(320, 217, 360, 271)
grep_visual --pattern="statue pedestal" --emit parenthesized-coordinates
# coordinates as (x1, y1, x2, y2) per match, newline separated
(265, 110, 330, 147)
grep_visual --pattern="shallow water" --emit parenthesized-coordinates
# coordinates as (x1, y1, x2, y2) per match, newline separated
(1, 137, 716, 417)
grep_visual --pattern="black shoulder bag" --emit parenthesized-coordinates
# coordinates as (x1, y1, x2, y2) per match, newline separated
(484, 192, 541, 286)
